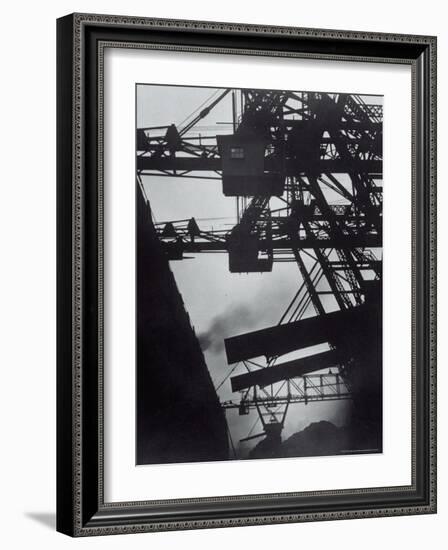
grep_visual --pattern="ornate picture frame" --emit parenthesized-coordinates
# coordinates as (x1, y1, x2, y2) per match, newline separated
(57, 13, 436, 536)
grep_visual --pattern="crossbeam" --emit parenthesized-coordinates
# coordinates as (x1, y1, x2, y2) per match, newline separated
(222, 373, 351, 409)
(230, 350, 339, 391)
(138, 157, 382, 174)
(162, 235, 381, 252)
(224, 304, 372, 364)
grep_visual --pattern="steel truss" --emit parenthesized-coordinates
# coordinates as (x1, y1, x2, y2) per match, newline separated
(138, 87, 383, 445)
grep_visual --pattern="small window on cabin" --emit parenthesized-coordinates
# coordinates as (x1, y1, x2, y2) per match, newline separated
(230, 147, 245, 159)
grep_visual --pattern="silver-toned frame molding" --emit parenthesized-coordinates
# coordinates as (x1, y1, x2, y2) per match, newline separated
(57, 12, 437, 537)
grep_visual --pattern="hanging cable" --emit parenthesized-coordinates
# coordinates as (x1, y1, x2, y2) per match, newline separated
(215, 362, 241, 392)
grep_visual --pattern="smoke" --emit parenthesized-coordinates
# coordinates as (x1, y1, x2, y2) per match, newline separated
(197, 263, 307, 358)
(198, 303, 260, 354)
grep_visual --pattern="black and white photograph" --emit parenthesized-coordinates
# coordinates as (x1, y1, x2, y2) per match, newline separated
(136, 84, 383, 465)
(0, 0, 441, 544)
(52, 6, 438, 540)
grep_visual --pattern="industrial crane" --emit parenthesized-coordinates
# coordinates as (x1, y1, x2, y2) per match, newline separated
(137, 86, 383, 449)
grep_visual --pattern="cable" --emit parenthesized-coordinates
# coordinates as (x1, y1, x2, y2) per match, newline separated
(215, 362, 240, 392)
(245, 415, 261, 440)
(226, 424, 237, 459)
(178, 89, 221, 129)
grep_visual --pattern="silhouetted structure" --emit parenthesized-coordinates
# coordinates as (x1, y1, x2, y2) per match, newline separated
(137, 86, 383, 456)
(136, 184, 229, 464)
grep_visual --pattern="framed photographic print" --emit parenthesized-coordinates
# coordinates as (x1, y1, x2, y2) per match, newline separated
(56, 13, 437, 536)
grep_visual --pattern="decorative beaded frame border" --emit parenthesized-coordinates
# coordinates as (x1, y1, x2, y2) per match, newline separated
(57, 12, 437, 537)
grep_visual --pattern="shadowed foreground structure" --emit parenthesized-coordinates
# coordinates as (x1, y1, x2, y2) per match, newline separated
(249, 420, 379, 459)
(136, 184, 229, 464)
